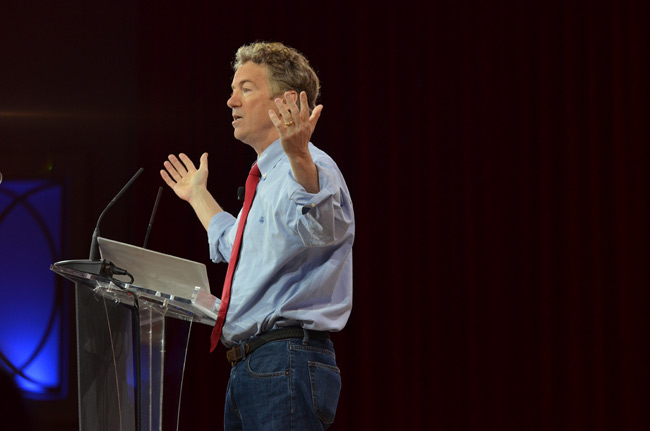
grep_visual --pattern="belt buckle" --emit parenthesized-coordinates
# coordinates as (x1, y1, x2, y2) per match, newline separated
(227, 342, 249, 366)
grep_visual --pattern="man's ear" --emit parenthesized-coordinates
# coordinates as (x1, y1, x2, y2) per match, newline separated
(286, 90, 299, 104)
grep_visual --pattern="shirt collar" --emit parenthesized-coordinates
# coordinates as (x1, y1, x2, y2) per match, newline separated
(256, 139, 285, 176)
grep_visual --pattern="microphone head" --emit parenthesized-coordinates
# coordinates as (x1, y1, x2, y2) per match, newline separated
(237, 186, 245, 201)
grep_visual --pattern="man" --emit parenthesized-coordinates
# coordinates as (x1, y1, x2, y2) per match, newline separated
(160, 42, 354, 430)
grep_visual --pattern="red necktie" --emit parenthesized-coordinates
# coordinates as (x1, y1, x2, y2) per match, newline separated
(210, 162, 261, 352)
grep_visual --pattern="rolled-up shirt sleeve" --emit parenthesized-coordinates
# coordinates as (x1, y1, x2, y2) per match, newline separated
(199, 140, 354, 347)
(288, 159, 354, 247)
(208, 211, 237, 263)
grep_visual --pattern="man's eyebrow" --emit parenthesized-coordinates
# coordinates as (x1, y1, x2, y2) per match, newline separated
(231, 79, 255, 90)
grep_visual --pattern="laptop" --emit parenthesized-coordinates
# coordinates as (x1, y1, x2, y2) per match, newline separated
(97, 237, 211, 299)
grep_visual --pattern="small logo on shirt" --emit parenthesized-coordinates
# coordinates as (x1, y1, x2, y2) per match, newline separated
(258, 216, 265, 224)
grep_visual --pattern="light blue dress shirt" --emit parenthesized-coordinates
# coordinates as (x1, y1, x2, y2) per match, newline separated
(208, 140, 354, 347)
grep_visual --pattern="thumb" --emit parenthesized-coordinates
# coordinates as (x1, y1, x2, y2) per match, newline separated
(309, 105, 323, 129)
(199, 152, 209, 171)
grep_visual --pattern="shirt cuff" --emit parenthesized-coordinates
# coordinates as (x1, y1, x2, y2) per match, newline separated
(208, 211, 236, 263)
(288, 164, 337, 212)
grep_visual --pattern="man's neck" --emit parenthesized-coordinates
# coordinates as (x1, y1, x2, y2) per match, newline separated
(248, 134, 279, 157)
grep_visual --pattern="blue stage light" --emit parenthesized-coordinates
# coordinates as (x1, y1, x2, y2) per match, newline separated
(0, 179, 68, 400)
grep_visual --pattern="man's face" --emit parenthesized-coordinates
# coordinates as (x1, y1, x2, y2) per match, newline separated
(227, 62, 279, 150)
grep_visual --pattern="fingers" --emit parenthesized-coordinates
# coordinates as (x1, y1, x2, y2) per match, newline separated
(298, 91, 310, 123)
(268, 109, 282, 129)
(285, 92, 304, 124)
(161, 153, 201, 184)
(160, 169, 176, 188)
(163, 154, 184, 179)
(271, 91, 317, 131)
(162, 159, 181, 182)
(274, 93, 297, 127)
(179, 153, 197, 172)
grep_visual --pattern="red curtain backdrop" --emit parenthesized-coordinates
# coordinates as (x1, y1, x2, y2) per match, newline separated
(1, 1, 647, 429)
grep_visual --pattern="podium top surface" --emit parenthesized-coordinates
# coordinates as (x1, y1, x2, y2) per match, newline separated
(98, 237, 212, 297)
(51, 259, 218, 325)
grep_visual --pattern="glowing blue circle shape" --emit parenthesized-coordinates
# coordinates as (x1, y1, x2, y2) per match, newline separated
(0, 180, 67, 400)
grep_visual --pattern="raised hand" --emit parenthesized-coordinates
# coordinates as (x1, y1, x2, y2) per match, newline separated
(160, 152, 209, 203)
(268, 91, 323, 193)
(269, 91, 323, 159)
(160, 152, 222, 230)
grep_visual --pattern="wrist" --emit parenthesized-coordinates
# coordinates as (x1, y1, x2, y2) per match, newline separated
(289, 156, 319, 194)
(188, 187, 223, 230)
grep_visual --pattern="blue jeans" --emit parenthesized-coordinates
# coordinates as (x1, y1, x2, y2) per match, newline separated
(224, 333, 341, 430)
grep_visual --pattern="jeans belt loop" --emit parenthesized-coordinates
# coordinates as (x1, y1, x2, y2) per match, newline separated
(302, 328, 310, 344)
(238, 343, 247, 362)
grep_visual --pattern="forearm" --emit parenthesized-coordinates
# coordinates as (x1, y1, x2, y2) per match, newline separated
(189, 187, 223, 231)
(288, 151, 320, 194)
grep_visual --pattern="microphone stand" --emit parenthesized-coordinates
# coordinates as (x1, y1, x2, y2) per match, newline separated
(53, 168, 144, 275)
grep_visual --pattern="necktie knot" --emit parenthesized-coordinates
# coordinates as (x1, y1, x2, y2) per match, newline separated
(249, 163, 261, 178)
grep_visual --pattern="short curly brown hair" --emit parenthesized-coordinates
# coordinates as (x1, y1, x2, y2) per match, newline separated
(233, 42, 320, 112)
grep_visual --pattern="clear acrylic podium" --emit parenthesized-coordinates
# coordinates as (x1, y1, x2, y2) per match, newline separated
(51, 259, 217, 431)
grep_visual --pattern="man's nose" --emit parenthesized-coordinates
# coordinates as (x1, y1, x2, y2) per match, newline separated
(227, 92, 240, 108)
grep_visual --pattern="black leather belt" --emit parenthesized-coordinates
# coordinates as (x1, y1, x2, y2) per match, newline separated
(226, 327, 329, 366)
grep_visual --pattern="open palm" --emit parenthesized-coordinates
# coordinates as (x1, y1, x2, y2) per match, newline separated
(160, 153, 209, 203)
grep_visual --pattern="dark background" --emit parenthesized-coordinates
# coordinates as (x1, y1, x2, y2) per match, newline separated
(1, 0, 648, 429)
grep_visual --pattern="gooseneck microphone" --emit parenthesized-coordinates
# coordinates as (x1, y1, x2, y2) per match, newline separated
(142, 186, 163, 249)
(89, 168, 144, 260)
(53, 168, 144, 276)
